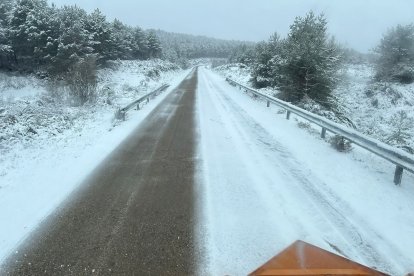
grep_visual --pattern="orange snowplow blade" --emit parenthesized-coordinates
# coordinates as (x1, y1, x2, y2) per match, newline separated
(249, 240, 388, 276)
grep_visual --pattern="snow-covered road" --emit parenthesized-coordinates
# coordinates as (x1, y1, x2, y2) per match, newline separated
(1, 66, 413, 275)
(196, 67, 414, 276)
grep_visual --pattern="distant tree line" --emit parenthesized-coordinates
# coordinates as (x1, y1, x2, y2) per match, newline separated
(154, 30, 254, 67)
(0, 0, 162, 75)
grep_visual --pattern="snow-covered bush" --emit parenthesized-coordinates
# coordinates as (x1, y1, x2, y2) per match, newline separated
(374, 24, 414, 84)
(386, 111, 413, 149)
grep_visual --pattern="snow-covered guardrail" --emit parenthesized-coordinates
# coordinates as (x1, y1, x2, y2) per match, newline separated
(226, 77, 414, 185)
(116, 84, 170, 121)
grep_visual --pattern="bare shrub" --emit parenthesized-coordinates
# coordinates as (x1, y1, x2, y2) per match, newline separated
(330, 135, 352, 152)
(66, 56, 97, 106)
(297, 121, 311, 130)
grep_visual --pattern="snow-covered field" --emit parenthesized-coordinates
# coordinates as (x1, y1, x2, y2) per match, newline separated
(0, 60, 188, 263)
(197, 67, 414, 275)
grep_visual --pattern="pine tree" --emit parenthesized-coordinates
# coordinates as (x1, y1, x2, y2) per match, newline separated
(26, 2, 60, 67)
(0, 0, 13, 24)
(251, 33, 283, 88)
(0, 0, 13, 69)
(111, 19, 135, 60)
(386, 110, 413, 146)
(8, 0, 49, 66)
(131, 27, 148, 59)
(281, 12, 341, 104)
(51, 5, 92, 74)
(41, 4, 60, 66)
(85, 9, 115, 63)
(147, 31, 162, 59)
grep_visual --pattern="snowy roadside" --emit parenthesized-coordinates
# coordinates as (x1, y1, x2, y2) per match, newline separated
(197, 68, 414, 275)
(0, 60, 190, 263)
(214, 62, 414, 153)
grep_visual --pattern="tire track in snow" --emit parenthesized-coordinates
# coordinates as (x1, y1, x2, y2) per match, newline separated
(198, 70, 314, 274)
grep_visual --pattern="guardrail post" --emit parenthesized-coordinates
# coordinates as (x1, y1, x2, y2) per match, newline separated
(286, 110, 291, 120)
(321, 127, 327, 139)
(147, 97, 150, 103)
(394, 165, 403, 185)
(137, 103, 140, 110)
(267, 100, 270, 107)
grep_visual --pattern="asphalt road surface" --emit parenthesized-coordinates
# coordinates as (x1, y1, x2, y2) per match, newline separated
(2, 69, 198, 275)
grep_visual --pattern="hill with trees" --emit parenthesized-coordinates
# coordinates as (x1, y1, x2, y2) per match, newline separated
(153, 29, 254, 66)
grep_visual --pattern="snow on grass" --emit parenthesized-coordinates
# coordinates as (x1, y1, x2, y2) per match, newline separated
(214, 63, 278, 98)
(0, 73, 44, 101)
(98, 59, 181, 108)
(0, 60, 189, 264)
(335, 63, 414, 151)
(196, 67, 414, 276)
(214, 63, 251, 84)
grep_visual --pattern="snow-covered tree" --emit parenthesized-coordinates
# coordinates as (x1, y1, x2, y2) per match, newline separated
(51, 5, 93, 74)
(0, 0, 14, 69)
(252, 12, 342, 106)
(374, 24, 414, 84)
(386, 110, 413, 147)
(85, 9, 115, 63)
(228, 43, 255, 65)
(280, 12, 341, 104)
(26, 3, 60, 66)
(111, 19, 134, 59)
(147, 31, 162, 59)
(8, 0, 49, 66)
(251, 33, 283, 88)
(131, 27, 148, 59)
(0, 0, 13, 24)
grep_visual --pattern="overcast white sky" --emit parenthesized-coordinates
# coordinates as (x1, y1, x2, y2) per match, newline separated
(49, 0, 414, 53)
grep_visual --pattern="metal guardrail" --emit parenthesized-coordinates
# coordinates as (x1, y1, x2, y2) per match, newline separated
(116, 84, 170, 121)
(226, 77, 414, 185)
